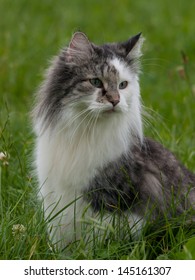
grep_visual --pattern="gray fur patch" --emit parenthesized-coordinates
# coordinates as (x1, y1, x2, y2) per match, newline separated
(84, 138, 195, 220)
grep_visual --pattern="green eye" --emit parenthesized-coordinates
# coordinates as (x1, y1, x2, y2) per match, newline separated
(119, 81, 128, 89)
(89, 78, 103, 88)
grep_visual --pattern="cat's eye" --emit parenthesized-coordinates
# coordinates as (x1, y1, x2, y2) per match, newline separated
(89, 78, 103, 88)
(119, 81, 128, 89)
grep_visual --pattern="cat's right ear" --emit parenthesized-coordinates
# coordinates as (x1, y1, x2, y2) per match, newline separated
(122, 33, 144, 59)
(66, 32, 94, 63)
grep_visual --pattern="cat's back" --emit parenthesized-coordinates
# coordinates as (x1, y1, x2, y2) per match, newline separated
(137, 138, 195, 187)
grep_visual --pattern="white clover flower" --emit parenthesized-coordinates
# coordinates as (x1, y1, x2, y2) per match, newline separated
(12, 224, 26, 239)
(0, 151, 9, 166)
(0, 152, 6, 161)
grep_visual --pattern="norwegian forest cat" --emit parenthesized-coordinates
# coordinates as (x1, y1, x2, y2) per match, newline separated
(33, 32, 195, 248)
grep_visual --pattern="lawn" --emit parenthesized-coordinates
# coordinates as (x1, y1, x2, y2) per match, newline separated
(0, 0, 195, 259)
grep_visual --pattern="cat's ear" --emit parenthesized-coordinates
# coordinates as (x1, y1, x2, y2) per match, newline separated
(122, 33, 144, 59)
(66, 32, 94, 63)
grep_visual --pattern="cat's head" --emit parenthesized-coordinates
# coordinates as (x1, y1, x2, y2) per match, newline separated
(34, 32, 144, 138)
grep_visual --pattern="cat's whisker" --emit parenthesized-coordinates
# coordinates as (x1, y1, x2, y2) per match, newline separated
(77, 107, 101, 146)
(89, 109, 101, 143)
(66, 108, 89, 126)
(85, 112, 97, 145)
(141, 57, 170, 63)
(69, 109, 93, 144)
(76, 110, 95, 147)
(57, 107, 90, 135)
(141, 58, 170, 71)
(142, 108, 169, 143)
(142, 117, 165, 143)
(142, 106, 170, 135)
(142, 105, 165, 122)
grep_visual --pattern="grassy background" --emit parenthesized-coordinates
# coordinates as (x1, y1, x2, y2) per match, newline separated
(0, 0, 195, 259)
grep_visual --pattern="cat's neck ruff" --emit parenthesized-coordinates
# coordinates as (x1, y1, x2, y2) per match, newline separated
(37, 104, 142, 196)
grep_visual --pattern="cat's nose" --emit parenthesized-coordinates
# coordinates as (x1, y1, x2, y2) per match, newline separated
(106, 92, 120, 107)
(110, 99, 120, 107)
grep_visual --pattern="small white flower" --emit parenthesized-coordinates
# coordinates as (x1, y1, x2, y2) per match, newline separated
(12, 224, 26, 239)
(0, 151, 9, 166)
(0, 152, 7, 161)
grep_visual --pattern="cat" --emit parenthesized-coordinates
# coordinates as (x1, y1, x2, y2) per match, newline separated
(33, 32, 195, 248)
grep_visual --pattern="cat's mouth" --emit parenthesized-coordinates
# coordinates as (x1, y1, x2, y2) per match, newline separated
(106, 108, 116, 113)
(103, 107, 120, 114)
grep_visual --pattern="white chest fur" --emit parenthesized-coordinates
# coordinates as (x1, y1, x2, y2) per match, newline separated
(35, 106, 141, 245)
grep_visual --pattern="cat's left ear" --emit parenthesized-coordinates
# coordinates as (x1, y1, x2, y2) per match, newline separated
(122, 33, 144, 59)
(66, 32, 94, 63)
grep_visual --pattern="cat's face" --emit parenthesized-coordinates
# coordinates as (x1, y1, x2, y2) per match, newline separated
(67, 56, 136, 116)
(34, 32, 144, 133)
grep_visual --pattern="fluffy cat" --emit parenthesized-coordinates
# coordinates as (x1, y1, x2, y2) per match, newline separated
(33, 32, 195, 248)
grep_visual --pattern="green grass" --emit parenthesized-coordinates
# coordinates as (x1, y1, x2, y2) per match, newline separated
(0, 0, 195, 259)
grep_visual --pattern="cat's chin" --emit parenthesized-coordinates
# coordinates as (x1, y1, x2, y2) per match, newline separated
(103, 108, 119, 114)
(102, 105, 124, 115)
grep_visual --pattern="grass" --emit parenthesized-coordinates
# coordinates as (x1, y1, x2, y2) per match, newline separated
(0, 0, 195, 259)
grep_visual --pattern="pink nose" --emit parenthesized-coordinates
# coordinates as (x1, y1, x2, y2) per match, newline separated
(110, 99, 120, 107)
(106, 92, 120, 107)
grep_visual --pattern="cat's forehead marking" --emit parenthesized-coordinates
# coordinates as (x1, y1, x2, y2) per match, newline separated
(101, 62, 119, 84)
(109, 57, 131, 82)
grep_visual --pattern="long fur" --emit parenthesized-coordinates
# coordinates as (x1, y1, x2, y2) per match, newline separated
(33, 32, 195, 248)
